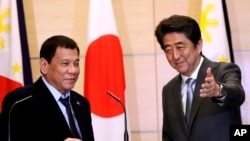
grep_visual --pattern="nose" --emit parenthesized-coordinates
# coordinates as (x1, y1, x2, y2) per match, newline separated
(172, 48, 181, 60)
(68, 63, 79, 73)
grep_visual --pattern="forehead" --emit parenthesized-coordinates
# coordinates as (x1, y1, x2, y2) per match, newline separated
(163, 32, 190, 46)
(163, 32, 188, 41)
(55, 47, 78, 54)
(53, 47, 79, 59)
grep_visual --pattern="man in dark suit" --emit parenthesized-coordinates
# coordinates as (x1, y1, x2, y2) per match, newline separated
(0, 35, 94, 141)
(154, 15, 245, 141)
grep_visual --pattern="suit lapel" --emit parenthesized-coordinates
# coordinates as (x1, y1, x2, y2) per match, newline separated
(189, 57, 216, 127)
(172, 76, 189, 129)
(33, 78, 72, 137)
(70, 93, 90, 140)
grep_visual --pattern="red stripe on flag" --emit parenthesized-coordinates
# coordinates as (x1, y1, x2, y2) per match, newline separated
(0, 75, 22, 109)
(84, 34, 125, 118)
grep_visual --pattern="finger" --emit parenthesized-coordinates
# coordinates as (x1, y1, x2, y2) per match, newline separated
(206, 78, 212, 83)
(206, 67, 212, 77)
(206, 67, 215, 83)
(200, 88, 213, 97)
(200, 90, 207, 97)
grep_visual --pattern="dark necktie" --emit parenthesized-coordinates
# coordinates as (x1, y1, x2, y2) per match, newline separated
(60, 97, 81, 139)
(185, 78, 196, 125)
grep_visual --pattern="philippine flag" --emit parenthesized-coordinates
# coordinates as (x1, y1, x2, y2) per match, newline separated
(200, 0, 234, 62)
(0, 0, 23, 110)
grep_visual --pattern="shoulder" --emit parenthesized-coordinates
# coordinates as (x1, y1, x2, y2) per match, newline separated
(4, 84, 33, 102)
(70, 90, 83, 98)
(1, 77, 45, 111)
(203, 56, 240, 69)
(202, 57, 241, 74)
(1, 84, 34, 114)
(163, 75, 181, 89)
(212, 62, 241, 75)
(70, 90, 90, 105)
(218, 62, 240, 69)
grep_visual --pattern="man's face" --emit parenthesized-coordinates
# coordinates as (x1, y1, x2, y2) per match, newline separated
(40, 47, 80, 94)
(162, 32, 202, 76)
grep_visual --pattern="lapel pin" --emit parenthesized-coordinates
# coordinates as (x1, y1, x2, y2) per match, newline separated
(77, 101, 81, 105)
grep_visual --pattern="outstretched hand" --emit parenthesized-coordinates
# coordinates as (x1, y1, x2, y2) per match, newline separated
(200, 67, 220, 98)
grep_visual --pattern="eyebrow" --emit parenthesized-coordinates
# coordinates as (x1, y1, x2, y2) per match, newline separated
(174, 41, 184, 45)
(164, 41, 184, 48)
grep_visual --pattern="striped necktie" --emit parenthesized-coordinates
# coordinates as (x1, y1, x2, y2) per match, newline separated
(185, 78, 196, 125)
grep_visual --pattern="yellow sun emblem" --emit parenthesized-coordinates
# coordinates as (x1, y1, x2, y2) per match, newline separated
(0, 8, 11, 49)
(200, 3, 229, 62)
(12, 62, 21, 74)
(219, 55, 228, 62)
(200, 3, 218, 43)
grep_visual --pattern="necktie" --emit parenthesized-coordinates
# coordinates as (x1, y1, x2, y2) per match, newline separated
(185, 78, 196, 125)
(60, 97, 81, 139)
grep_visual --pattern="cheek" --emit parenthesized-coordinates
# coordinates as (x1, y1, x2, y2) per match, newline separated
(165, 53, 172, 61)
(75, 70, 80, 77)
(166, 54, 176, 64)
(75, 67, 80, 73)
(185, 54, 196, 66)
(166, 56, 172, 64)
(49, 67, 65, 78)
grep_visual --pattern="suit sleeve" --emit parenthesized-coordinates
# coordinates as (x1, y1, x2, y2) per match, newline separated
(213, 63, 245, 108)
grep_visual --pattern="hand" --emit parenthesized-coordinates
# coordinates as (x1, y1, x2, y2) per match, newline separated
(200, 67, 220, 98)
(64, 138, 82, 141)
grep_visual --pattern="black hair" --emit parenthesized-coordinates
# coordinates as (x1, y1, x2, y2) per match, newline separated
(40, 35, 80, 63)
(155, 15, 201, 50)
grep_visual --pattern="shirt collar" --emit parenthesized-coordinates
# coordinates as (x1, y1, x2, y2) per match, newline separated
(41, 76, 70, 101)
(181, 56, 204, 83)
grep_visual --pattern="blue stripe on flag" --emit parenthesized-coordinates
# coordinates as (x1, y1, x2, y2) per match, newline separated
(16, 0, 33, 85)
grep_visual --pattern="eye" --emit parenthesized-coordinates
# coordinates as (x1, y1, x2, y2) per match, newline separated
(74, 61, 80, 67)
(177, 46, 185, 51)
(62, 62, 70, 66)
(164, 47, 173, 54)
(166, 49, 172, 54)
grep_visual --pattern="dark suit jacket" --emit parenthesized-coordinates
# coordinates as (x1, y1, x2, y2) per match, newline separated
(0, 77, 94, 141)
(162, 57, 245, 141)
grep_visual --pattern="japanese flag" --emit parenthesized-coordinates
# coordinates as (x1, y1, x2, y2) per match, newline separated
(84, 0, 127, 141)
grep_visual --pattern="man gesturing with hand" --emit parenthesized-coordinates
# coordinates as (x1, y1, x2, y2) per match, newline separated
(155, 15, 245, 141)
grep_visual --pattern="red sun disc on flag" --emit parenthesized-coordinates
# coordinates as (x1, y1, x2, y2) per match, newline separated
(84, 34, 126, 118)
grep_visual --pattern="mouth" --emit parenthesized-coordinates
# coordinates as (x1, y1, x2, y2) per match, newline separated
(65, 78, 77, 82)
(175, 61, 185, 67)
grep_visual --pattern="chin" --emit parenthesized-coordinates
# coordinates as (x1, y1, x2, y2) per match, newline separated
(177, 69, 188, 75)
(64, 85, 75, 90)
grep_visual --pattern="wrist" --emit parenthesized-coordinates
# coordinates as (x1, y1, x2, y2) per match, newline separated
(216, 82, 224, 98)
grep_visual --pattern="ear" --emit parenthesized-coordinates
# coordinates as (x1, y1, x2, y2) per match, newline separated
(40, 58, 48, 74)
(197, 38, 203, 54)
